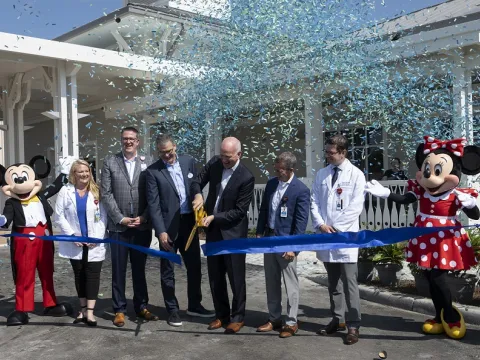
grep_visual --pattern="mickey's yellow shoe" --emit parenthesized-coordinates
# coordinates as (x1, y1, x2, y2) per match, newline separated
(422, 319, 444, 334)
(441, 307, 466, 340)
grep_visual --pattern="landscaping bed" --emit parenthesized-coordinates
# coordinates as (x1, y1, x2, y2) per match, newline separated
(362, 278, 480, 307)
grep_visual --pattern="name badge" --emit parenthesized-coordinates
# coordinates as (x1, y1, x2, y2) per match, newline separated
(336, 200, 342, 211)
(280, 206, 288, 218)
(94, 209, 101, 223)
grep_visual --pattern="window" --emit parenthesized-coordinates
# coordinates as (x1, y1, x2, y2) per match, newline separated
(324, 126, 384, 181)
(474, 115, 480, 146)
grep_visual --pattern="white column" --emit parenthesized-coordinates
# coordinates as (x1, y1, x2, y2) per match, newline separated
(55, 61, 69, 163)
(15, 80, 32, 162)
(452, 54, 474, 142)
(0, 84, 6, 166)
(304, 95, 323, 180)
(5, 73, 23, 165)
(67, 64, 81, 159)
(452, 54, 474, 226)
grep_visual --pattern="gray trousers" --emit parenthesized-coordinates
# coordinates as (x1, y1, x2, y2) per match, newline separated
(264, 253, 300, 326)
(324, 262, 361, 329)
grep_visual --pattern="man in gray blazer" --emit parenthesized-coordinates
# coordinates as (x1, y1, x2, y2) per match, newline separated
(101, 126, 159, 327)
(146, 134, 214, 327)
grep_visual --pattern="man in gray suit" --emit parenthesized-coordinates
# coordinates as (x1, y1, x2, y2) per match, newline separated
(146, 134, 214, 327)
(101, 126, 159, 327)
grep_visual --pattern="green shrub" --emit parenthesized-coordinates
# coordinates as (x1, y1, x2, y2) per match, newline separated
(372, 243, 406, 265)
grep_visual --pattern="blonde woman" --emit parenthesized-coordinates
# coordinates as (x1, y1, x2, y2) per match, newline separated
(55, 160, 107, 326)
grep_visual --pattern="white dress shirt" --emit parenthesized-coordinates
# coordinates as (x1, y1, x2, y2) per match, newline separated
(23, 201, 47, 227)
(123, 153, 137, 183)
(310, 159, 366, 263)
(268, 173, 294, 229)
(214, 159, 240, 214)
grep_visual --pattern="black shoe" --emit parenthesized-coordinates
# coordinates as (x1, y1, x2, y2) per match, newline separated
(7, 311, 29, 326)
(167, 311, 183, 327)
(86, 319, 97, 327)
(43, 304, 69, 317)
(86, 307, 97, 327)
(317, 320, 347, 335)
(186, 305, 215, 318)
(73, 306, 87, 324)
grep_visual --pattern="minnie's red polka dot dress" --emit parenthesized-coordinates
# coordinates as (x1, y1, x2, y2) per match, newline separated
(405, 180, 478, 270)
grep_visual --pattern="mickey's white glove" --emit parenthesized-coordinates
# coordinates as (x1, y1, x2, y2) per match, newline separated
(0, 215, 7, 227)
(364, 180, 391, 199)
(454, 189, 477, 209)
(59, 156, 77, 175)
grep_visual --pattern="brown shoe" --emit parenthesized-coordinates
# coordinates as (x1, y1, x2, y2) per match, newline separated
(225, 321, 244, 334)
(344, 328, 359, 345)
(257, 320, 283, 332)
(137, 309, 159, 321)
(317, 320, 346, 335)
(208, 318, 227, 330)
(113, 313, 125, 327)
(279, 324, 298, 338)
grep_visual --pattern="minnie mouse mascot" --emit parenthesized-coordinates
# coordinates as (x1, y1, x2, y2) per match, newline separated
(365, 136, 480, 340)
(0, 156, 75, 326)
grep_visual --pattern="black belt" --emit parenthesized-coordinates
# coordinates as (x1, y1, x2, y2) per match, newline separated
(180, 213, 194, 220)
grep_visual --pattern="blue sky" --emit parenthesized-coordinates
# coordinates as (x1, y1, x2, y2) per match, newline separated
(0, 0, 446, 40)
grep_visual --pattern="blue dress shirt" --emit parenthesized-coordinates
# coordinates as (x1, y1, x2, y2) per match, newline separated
(164, 160, 191, 214)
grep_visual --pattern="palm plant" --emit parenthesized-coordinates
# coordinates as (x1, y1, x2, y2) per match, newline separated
(372, 243, 406, 265)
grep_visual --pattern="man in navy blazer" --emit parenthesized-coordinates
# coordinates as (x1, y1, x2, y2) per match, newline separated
(146, 134, 214, 327)
(256, 152, 310, 338)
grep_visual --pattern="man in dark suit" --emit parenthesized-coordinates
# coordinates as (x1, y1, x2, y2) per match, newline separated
(101, 126, 158, 327)
(191, 137, 255, 334)
(255, 152, 310, 338)
(146, 134, 214, 327)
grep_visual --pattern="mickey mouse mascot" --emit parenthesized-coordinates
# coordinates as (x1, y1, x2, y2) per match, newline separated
(365, 136, 480, 340)
(0, 156, 75, 326)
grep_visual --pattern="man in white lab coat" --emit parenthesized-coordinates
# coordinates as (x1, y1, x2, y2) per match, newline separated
(310, 134, 366, 345)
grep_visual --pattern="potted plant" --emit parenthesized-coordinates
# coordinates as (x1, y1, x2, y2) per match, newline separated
(409, 262, 431, 298)
(443, 228, 480, 304)
(372, 243, 405, 286)
(357, 247, 377, 283)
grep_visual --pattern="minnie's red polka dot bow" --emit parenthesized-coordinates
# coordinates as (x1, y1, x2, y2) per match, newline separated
(423, 136, 467, 157)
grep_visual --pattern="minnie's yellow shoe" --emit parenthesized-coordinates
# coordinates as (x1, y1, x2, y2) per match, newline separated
(422, 319, 444, 334)
(441, 307, 466, 340)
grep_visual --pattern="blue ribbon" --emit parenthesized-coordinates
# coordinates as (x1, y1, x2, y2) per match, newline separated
(201, 224, 480, 256)
(1, 233, 182, 264)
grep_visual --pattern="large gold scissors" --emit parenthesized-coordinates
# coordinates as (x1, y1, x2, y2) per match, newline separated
(185, 206, 208, 251)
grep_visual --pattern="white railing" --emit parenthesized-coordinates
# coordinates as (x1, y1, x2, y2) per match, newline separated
(248, 180, 416, 231)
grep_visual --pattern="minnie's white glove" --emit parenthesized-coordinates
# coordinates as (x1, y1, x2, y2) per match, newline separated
(0, 215, 7, 227)
(454, 189, 477, 209)
(59, 156, 77, 175)
(364, 180, 391, 199)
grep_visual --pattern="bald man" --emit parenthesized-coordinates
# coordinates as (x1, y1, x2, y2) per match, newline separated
(191, 137, 255, 334)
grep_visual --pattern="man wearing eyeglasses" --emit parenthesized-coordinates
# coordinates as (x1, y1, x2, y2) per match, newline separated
(101, 127, 159, 327)
(255, 152, 310, 338)
(146, 134, 214, 327)
(310, 134, 366, 345)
